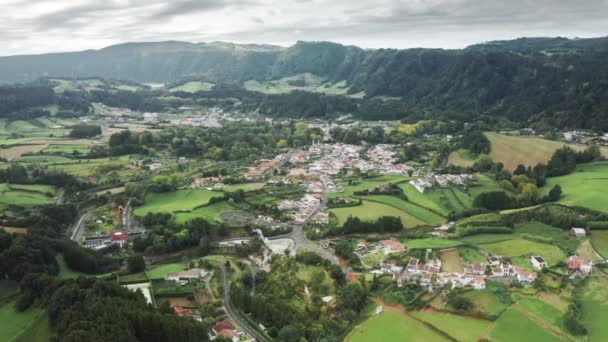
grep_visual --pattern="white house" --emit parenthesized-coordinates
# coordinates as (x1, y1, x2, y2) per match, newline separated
(530, 256, 548, 270)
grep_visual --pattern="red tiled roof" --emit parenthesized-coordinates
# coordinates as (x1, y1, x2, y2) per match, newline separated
(213, 320, 235, 334)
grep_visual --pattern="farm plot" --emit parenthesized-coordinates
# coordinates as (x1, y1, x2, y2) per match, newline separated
(146, 263, 187, 280)
(0, 183, 55, 210)
(483, 132, 608, 171)
(363, 195, 446, 225)
(406, 238, 463, 249)
(581, 274, 608, 341)
(329, 175, 408, 198)
(477, 239, 565, 266)
(169, 81, 214, 93)
(440, 249, 464, 272)
(411, 310, 491, 342)
(541, 161, 608, 213)
(346, 309, 448, 342)
(0, 144, 48, 160)
(590, 230, 608, 258)
(487, 306, 567, 342)
(134, 189, 217, 216)
(512, 293, 565, 327)
(174, 201, 239, 224)
(222, 182, 265, 192)
(329, 200, 426, 229)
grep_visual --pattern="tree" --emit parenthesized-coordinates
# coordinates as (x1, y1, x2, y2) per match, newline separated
(548, 184, 562, 202)
(127, 256, 145, 273)
(341, 282, 367, 313)
(334, 240, 354, 260)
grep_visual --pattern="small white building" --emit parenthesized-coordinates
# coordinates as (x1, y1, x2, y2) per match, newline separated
(571, 227, 587, 238)
(530, 256, 548, 270)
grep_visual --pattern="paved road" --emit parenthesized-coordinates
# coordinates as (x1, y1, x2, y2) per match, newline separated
(219, 265, 268, 342)
(70, 211, 92, 243)
(122, 198, 132, 230)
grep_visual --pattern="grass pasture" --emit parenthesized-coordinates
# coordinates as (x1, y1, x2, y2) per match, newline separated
(174, 201, 238, 224)
(0, 183, 55, 210)
(590, 230, 608, 258)
(134, 189, 217, 216)
(411, 310, 491, 342)
(541, 161, 608, 213)
(363, 195, 445, 225)
(330, 200, 426, 229)
(512, 293, 565, 327)
(582, 274, 608, 341)
(488, 306, 565, 341)
(346, 309, 448, 342)
(456, 132, 608, 171)
(0, 301, 48, 342)
(405, 238, 463, 249)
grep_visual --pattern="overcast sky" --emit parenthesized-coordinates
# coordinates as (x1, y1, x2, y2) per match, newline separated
(2, 0, 607, 56)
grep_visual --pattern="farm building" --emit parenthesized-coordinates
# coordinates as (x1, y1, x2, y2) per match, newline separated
(530, 256, 548, 270)
(570, 227, 586, 238)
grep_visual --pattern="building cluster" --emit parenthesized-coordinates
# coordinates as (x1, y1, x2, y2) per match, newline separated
(567, 255, 593, 279)
(83, 230, 145, 250)
(409, 173, 474, 193)
(191, 177, 225, 190)
(164, 268, 208, 285)
(210, 320, 254, 342)
(278, 194, 322, 224)
(244, 156, 285, 180)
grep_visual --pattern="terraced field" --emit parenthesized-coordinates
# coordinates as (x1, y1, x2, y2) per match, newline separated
(330, 200, 427, 229)
(134, 189, 218, 216)
(346, 309, 448, 342)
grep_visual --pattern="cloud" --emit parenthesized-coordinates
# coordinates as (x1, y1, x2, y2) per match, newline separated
(0, 0, 607, 56)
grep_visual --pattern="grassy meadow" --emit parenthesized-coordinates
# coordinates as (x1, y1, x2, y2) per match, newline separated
(0, 301, 49, 342)
(541, 161, 608, 213)
(411, 310, 491, 342)
(329, 200, 427, 229)
(169, 81, 215, 93)
(346, 309, 448, 342)
(134, 189, 217, 216)
(487, 307, 565, 341)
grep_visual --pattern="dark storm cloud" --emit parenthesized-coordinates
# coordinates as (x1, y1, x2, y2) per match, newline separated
(1, 0, 607, 55)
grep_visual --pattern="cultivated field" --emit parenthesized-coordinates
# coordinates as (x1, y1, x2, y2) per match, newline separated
(411, 310, 491, 342)
(440, 249, 464, 272)
(346, 309, 448, 342)
(512, 293, 565, 327)
(0, 183, 55, 210)
(174, 201, 238, 224)
(330, 200, 426, 229)
(590, 230, 608, 258)
(582, 274, 608, 341)
(134, 189, 217, 216)
(169, 81, 215, 93)
(487, 306, 566, 341)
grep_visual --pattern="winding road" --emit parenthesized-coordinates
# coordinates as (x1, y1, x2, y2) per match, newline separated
(70, 211, 91, 243)
(219, 264, 269, 342)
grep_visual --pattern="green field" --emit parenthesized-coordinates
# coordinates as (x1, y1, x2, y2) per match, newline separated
(146, 263, 187, 280)
(174, 201, 238, 224)
(411, 310, 491, 342)
(488, 307, 564, 342)
(405, 238, 463, 249)
(223, 183, 265, 192)
(330, 200, 426, 229)
(169, 81, 215, 93)
(447, 149, 477, 168)
(0, 183, 55, 210)
(346, 310, 448, 342)
(43, 144, 91, 155)
(459, 284, 510, 317)
(541, 162, 608, 213)
(582, 274, 608, 341)
(477, 239, 565, 266)
(0, 301, 48, 342)
(590, 230, 608, 258)
(329, 176, 409, 198)
(460, 234, 515, 245)
(134, 189, 217, 216)
(363, 195, 446, 225)
(512, 293, 565, 327)
(458, 246, 487, 262)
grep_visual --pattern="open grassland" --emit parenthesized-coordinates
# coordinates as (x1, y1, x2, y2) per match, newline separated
(458, 246, 487, 262)
(330, 200, 426, 229)
(512, 293, 565, 327)
(134, 189, 217, 216)
(590, 230, 608, 258)
(400, 183, 450, 215)
(411, 310, 491, 342)
(363, 195, 446, 225)
(43, 144, 91, 155)
(460, 234, 514, 245)
(582, 274, 608, 341)
(0, 301, 48, 342)
(488, 306, 566, 342)
(174, 201, 238, 224)
(13, 313, 51, 342)
(541, 161, 608, 213)
(346, 309, 448, 342)
(459, 285, 510, 317)
(477, 239, 565, 266)
(146, 263, 187, 280)
(169, 81, 214, 93)
(457, 132, 608, 171)
(514, 221, 580, 253)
